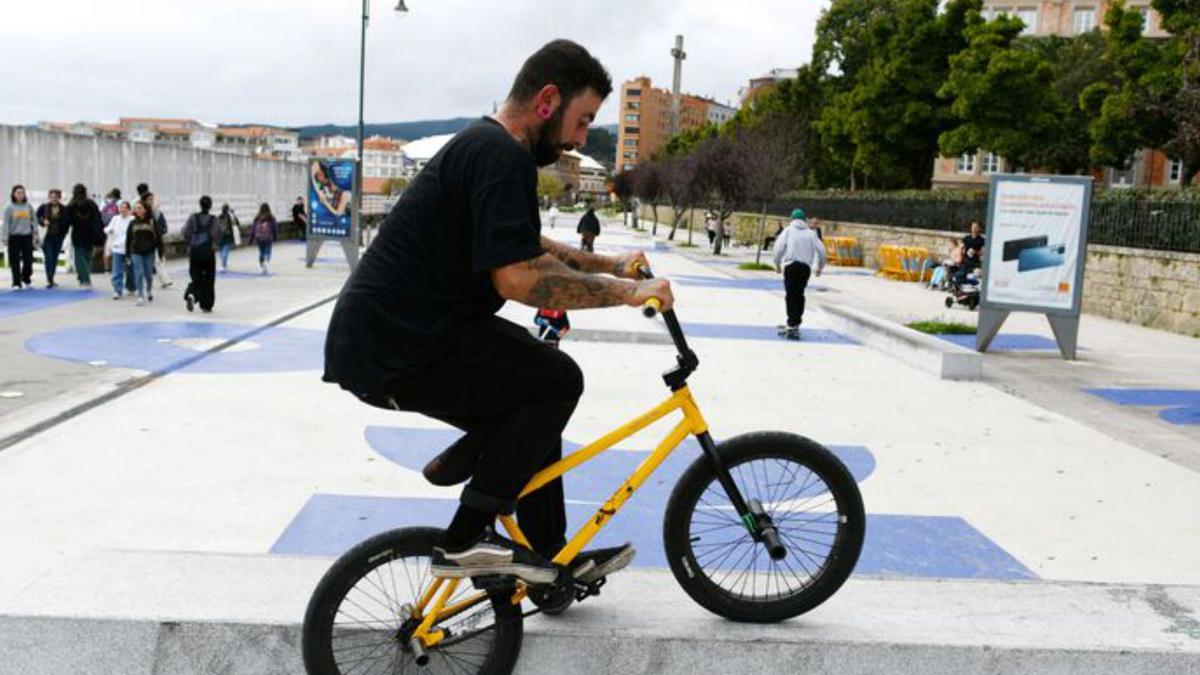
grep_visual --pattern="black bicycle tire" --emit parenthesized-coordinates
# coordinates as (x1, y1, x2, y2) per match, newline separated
(663, 432, 865, 623)
(301, 526, 524, 675)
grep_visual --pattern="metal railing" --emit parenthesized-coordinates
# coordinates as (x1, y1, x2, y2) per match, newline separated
(771, 197, 1200, 254)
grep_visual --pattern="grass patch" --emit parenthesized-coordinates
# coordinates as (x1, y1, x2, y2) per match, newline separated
(738, 262, 775, 271)
(906, 320, 977, 335)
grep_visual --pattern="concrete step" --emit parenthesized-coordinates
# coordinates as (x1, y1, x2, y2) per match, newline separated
(1, 550, 1197, 674)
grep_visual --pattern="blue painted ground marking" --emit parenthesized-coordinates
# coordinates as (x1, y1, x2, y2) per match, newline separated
(1085, 388, 1200, 426)
(271, 495, 1035, 580)
(271, 424, 1035, 580)
(296, 257, 348, 265)
(680, 322, 859, 345)
(0, 288, 98, 319)
(938, 333, 1062, 351)
(362, 426, 877, 504)
(217, 269, 271, 279)
(672, 274, 828, 293)
(26, 321, 324, 374)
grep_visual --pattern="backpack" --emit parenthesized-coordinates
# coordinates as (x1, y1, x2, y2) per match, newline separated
(191, 214, 215, 254)
(253, 217, 274, 242)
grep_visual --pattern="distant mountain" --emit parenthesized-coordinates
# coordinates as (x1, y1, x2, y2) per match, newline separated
(290, 118, 619, 169)
(293, 117, 477, 141)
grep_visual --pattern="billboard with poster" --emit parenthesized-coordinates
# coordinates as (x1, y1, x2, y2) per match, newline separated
(981, 175, 1091, 314)
(308, 159, 356, 238)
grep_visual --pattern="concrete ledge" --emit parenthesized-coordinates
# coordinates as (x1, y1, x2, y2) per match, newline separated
(2, 550, 1198, 674)
(818, 301, 983, 381)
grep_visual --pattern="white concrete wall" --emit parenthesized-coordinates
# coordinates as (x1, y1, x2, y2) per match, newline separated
(0, 125, 306, 235)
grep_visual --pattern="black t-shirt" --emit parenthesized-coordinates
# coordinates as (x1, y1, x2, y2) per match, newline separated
(323, 117, 542, 389)
(292, 203, 306, 222)
(962, 234, 986, 262)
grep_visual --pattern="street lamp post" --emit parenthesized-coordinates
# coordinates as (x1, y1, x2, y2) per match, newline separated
(356, 0, 407, 241)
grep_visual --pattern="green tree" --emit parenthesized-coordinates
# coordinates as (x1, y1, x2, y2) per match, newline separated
(817, 0, 981, 189)
(1154, 0, 1200, 182)
(1083, 0, 1178, 168)
(537, 171, 565, 205)
(1024, 32, 1113, 173)
(939, 15, 1065, 168)
(381, 177, 409, 195)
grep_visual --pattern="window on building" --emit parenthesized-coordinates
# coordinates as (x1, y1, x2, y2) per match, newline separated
(624, 126, 639, 135)
(1073, 7, 1096, 34)
(1016, 7, 1038, 34)
(622, 163, 635, 171)
(623, 151, 636, 159)
(626, 102, 640, 110)
(624, 114, 639, 122)
(1169, 158, 1184, 184)
(1111, 165, 1135, 188)
(957, 153, 977, 174)
(626, 88, 642, 97)
(982, 152, 1001, 174)
(624, 139, 637, 147)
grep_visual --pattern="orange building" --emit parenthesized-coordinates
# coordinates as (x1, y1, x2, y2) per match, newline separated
(615, 76, 720, 172)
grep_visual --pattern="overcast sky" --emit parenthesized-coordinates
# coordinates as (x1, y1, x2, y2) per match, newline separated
(2, 1, 828, 130)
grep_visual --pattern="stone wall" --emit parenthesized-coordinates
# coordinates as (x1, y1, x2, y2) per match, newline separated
(635, 204, 1200, 337)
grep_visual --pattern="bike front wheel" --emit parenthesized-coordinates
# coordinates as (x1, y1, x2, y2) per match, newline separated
(663, 432, 865, 623)
(302, 526, 523, 675)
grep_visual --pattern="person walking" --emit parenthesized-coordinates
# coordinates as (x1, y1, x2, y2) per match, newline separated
(772, 207, 827, 341)
(292, 197, 307, 242)
(217, 204, 240, 270)
(103, 201, 133, 299)
(140, 191, 174, 291)
(249, 203, 277, 274)
(100, 189, 120, 226)
(37, 189, 69, 288)
(4, 185, 38, 290)
(181, 196, 221, 313)
(61, 184, 103, 289)
(125, 202, 162, 306)
(576, 204, 600, 252)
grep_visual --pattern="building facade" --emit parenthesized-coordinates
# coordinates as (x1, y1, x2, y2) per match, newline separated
(614, 76, 720, 172)
(215, 125, 302, 160)
(933, 1, 1181, 189)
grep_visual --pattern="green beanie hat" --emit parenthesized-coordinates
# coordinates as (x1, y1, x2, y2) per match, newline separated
(791, 208, 806, 220)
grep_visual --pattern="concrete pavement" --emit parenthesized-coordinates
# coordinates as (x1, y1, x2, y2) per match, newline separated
(1, 218, 1198, 672)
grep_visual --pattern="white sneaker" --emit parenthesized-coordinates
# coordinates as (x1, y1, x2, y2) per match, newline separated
(136, 298, 146, 306)
(112, 293, 120, 300)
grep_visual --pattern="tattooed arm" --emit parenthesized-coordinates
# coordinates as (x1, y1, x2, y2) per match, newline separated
(491, 252, 673, 311)
(539, 235, 648, 279)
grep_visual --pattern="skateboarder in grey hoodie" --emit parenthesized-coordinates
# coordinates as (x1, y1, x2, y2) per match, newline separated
(773, 208, 827, 340)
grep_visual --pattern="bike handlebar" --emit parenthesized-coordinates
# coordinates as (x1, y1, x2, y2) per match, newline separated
(642, 297, 662, 318)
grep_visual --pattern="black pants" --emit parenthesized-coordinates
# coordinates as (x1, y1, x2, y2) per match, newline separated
(7, 235, 34, 286)
(364, 316, 582, 555)
(188, 250, 216, 311)
(784, 262, 812, 328)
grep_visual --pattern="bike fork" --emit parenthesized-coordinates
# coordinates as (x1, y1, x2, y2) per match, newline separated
(696, 432, 788, 561)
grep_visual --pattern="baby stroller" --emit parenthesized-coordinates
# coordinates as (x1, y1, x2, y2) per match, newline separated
(944, 267, 981, 311)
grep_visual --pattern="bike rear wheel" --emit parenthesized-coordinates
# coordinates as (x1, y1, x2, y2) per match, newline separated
(663, 432, 865, 623)
(302, 526, 523, 675)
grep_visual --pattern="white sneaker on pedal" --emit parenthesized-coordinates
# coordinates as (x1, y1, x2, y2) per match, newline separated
(431, 529, 558, 586)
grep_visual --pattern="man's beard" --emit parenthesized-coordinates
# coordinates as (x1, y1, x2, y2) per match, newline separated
(532, 107, 572, 167)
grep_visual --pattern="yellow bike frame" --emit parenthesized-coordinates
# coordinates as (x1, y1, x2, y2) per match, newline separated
(409, 385, 710, 646)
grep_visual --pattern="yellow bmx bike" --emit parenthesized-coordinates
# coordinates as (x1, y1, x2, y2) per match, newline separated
(302, 266, 866, 674)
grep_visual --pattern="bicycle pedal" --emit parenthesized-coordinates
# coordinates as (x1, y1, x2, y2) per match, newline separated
(573, 576, 606, 602)
(470, 575, 517, 593)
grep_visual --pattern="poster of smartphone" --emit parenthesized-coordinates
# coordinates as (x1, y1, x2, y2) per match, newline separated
(982, 176, 1091, 313)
